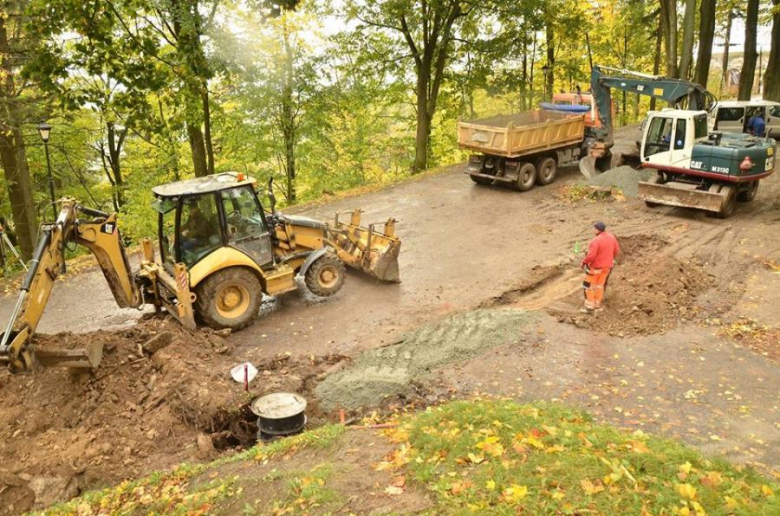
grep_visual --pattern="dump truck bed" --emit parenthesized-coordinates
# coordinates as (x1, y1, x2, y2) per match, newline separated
(457, 110, 586, 158)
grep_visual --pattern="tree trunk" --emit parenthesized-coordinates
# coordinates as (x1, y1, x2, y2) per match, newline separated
(545, 22, 555, 101)
(679, 0, 696, 79)
(721, 10, 733, 93)
(651, 15, 663, 111)
(413, 72, 431, 173)
(660, 0, 678, 78)
(0, 13, 37, 260)
(693, 0, 717, 88)
(187, 124, 209, 177)
(202, 84, 215, 175)
(738, 0, 759, 100)
(281, 22, 296, 202)
(106, 122, 126, 210)
(765, 0, 780, 101)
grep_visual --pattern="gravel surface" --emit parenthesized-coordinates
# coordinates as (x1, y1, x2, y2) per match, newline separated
(586, 166, 653, 197)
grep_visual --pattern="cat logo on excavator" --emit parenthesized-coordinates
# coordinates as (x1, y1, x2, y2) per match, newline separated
(0, 172, 401, 373)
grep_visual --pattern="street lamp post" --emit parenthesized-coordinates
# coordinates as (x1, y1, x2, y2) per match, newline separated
(37, 122, 56, 220)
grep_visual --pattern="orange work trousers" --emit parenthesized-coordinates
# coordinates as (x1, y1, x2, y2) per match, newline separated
(583, 267, 611, 310)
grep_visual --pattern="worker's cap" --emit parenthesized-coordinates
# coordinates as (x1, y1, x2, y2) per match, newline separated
(593, 221, 606, 231)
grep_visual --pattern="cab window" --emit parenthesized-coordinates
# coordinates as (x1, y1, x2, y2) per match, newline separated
(717, 107, 744, 122)
(221, 186, 274, 266)
(180, 194, 222, 267)
(674, 119, 687, 149)
(152, 197, 177, 266)
(645, 117, 673, 157)
(770, 105, 780, 117)
(694, 114, 708, 139)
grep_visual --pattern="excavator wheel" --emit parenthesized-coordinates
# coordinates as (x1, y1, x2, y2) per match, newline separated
(737, 180, 759, 202)
(513, 162, 537, 192)
(305, 253, 346, 297)
(195, 267, 263, 330)
(534, 157, 557, 186)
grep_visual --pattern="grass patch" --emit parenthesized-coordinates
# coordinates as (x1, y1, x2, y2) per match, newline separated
(241, 464, 339, 515)
(38, 464, 236, 515)
(38, 425, 345, 515)
(379, 400, 779, 514)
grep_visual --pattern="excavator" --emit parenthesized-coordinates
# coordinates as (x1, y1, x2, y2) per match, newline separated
(0, 172, 401, 373)
(580, 66, 776, 217)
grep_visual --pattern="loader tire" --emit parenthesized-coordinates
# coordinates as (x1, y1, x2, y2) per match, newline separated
(195, 268, 262, 330)
(305, 253, 345, 297)
(737, 180, 759, 202)
(534, 157, 557, 185)
(513, 162, 537, 192)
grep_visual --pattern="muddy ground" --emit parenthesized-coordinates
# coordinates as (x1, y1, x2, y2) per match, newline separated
(1, 128, 779, 511)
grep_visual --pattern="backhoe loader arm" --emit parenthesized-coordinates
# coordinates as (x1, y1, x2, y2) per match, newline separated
(0, 199, 141, 373)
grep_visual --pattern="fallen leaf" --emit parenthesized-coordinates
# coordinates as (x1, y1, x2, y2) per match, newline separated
(384, 485, 403, 496)
(675, 483, 697, 501)
(486, 480, 496, 491)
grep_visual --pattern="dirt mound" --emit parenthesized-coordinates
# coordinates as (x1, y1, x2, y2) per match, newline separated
(550, 236, 714, 336)
(315, 309, 536, 410)
(0, 316, 347, 513)
(586, 166, 653, 197)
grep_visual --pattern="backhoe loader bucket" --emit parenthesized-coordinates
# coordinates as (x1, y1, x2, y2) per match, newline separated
(35, 342, 104, 369)
(331, 211, 402, 283)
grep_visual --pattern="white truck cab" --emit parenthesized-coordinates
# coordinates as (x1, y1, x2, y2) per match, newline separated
(640, 110, 709, 168)
(708, 100, 780, 137)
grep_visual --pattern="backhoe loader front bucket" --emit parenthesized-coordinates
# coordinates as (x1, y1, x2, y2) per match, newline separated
(330, 211, 402, 283)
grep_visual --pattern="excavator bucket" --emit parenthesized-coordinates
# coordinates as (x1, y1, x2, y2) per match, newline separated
(579, 149, 613, 179)
(330, 211, 402, 283)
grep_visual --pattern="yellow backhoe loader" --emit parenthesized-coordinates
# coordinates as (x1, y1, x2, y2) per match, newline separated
(0, 172, 401, 373)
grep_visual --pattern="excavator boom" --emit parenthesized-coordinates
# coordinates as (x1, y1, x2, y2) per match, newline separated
(0, 200, 141, 373)
(580, 65, 717, 178)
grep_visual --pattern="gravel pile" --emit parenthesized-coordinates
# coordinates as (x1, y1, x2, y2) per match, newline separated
(586, 166, 653, 197)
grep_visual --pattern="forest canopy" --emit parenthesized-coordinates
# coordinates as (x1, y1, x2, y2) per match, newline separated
(1, 0, 778, 258)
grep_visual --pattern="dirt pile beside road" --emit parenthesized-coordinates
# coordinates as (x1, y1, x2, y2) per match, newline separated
(551, 235, 713, 336)
(315, 309, 536, 410)
(0, 316, 346, 514)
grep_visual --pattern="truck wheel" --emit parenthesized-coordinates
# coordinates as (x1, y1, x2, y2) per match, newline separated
(535, 157, 557, 185)
(305, 253, 345, 297)
(737, 180, 759, 202)
(714, 185, 737, 219)
(470, 175, 493, 186)
(513, 162, 537, 192)
(196, 268, 263, 330)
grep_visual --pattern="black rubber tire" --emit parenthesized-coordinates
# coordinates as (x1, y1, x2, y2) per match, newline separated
(305, 253, 346, 297)
(513, 162, 537, 192)
(534, 157, 557, 185)
(737, 180, 759, 202)
(470, 174, 493, 185)
(715, 185, 737, 219)
(195, 267, 263, 330)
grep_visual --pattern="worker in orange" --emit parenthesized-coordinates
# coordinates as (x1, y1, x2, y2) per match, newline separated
(581, 221, 620, 313)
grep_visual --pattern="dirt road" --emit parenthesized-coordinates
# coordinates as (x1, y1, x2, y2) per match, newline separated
(1, 140, 779, 511)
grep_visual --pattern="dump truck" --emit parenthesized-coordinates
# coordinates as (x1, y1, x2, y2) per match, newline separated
(0, 172, 401, 373)
(581, 66, 776, 217)
(458, 110, 586, 190)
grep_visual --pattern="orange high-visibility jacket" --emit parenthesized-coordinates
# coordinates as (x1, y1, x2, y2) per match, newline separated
(582, 231, 620, 269)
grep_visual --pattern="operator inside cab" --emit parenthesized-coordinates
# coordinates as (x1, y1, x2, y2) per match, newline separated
(180, 197, 219, 260)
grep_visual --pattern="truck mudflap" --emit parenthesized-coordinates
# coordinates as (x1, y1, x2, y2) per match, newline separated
(637, 178, 731, 214)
